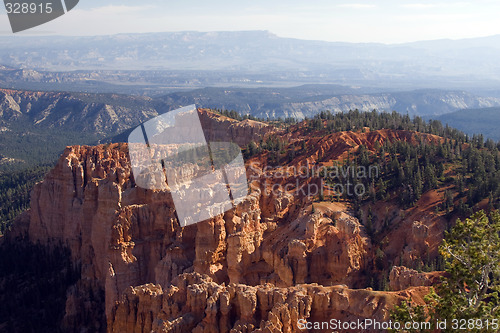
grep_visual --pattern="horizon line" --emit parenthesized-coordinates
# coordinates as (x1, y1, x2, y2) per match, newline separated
(1, 29, 499, 46)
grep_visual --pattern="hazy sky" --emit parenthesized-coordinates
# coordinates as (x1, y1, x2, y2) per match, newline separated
(1, 0, 500, 43)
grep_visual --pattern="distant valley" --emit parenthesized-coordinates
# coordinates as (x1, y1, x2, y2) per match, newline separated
(1, 31, 500, 91)
(434, 107, 500, 141)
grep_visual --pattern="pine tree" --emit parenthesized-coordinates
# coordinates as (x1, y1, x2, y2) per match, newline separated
(414, 166, 423, 200)
(391, 211, 500, 332)
(424, 165, 438, 191)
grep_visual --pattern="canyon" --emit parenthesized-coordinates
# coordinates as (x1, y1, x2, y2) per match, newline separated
(2, 110, 446, 332)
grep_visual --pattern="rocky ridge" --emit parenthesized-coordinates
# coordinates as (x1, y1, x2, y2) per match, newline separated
(161, 88, 500, 119)
(0, 88, 166, 135)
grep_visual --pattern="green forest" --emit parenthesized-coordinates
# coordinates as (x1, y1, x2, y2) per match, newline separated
(244, 109, 500, 212)
(0, 123, 97, 234)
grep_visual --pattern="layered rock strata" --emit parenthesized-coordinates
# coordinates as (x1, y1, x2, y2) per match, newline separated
(8, 123, 443, 331)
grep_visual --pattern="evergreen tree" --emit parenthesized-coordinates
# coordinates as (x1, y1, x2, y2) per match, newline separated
(391, 211, 500, 332)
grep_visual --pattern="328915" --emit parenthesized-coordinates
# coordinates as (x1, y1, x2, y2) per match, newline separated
(5, 2, 53, 14)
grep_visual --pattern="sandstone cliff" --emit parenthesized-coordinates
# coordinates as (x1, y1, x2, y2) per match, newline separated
(110, 273, 428, 333)
(198, 108, 275, 147)
(5, 115, 447, 331)
(389, 266, 444, 291)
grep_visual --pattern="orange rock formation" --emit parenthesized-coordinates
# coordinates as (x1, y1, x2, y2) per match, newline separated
(7, 111, 443, 332)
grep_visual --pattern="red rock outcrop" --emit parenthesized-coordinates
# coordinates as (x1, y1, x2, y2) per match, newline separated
(198, 109, 275, 147)
(389, 266, 445, 291)
(7, 119, 448, 331)
(292, 128, 444, 165)
(109, 272, 429, 333)
(9, 142, 377, 331)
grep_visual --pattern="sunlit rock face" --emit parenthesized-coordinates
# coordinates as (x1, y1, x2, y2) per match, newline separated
(8, 111, 442, 332)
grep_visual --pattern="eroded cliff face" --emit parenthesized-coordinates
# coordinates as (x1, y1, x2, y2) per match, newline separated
(389, 266, 445, 291)
(109, 273, 428, 333)
(7, 115, 442, 332)
(19, 143, 373, 330)
(198, 108, 274, 147)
